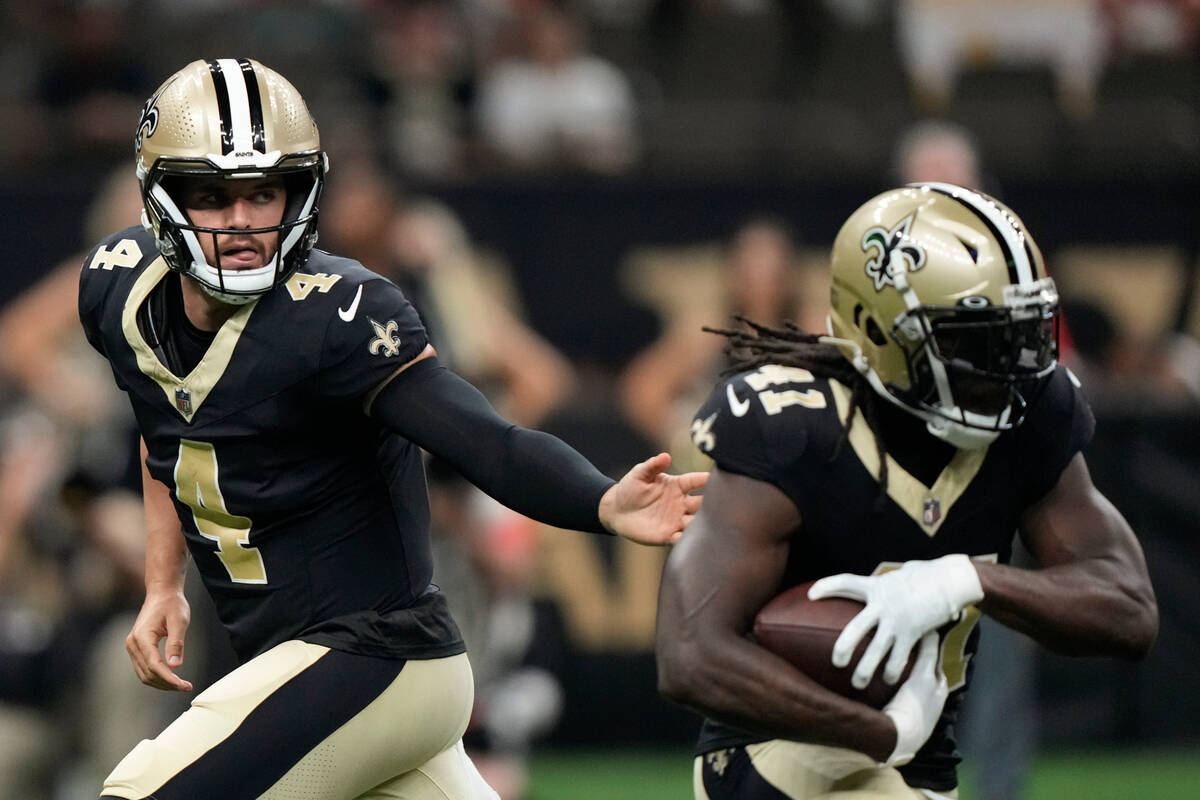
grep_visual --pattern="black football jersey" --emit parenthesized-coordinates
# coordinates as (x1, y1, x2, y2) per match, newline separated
(688, 362, 1094, 791)
(79, 226, 464, 663)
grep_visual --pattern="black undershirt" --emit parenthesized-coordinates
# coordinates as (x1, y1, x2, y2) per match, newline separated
(138, 273, 217, 376)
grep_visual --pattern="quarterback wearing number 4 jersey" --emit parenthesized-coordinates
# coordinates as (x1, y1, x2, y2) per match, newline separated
(80, 58, 705, 800)
(80, 228, 460, 663)
(656, 185, 1157, 800)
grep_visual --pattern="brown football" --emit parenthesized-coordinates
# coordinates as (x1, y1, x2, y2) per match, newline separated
(752, 580, 914, 708)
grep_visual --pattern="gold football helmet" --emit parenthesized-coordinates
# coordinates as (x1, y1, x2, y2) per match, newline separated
(135, 58, 326, 304)
(825, 183, 1059, 449)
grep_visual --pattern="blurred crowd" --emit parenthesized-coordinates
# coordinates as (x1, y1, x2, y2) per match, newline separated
(1, 0, 1198, 181)
(1, 2, 1199, 799)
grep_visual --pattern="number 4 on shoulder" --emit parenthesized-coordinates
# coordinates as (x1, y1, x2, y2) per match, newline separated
(88, 238, 143, 271)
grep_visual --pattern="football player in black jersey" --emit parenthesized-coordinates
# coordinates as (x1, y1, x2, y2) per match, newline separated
(79, 59, 706, 800)
(655, 185, 1158, 799)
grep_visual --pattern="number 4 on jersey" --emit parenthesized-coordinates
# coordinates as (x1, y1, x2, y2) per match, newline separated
(175, 439, 266, 584)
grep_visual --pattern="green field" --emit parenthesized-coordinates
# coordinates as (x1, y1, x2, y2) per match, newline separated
(526, 748, 1200, 799)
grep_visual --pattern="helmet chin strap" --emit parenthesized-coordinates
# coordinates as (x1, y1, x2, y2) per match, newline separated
(923, 414, 1000, 449)
(818, 334, 999, 450)
(194, 277, 260, 306)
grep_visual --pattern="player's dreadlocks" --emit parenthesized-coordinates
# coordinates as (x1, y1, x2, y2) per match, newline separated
(705, 316, 891, 502)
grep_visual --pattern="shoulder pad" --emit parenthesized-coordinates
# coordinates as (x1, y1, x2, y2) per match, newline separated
(691, 364, 833, 479)
(79, 226, 159, 349)
(1015, 365, 1096, 484)
(312, 259, 430, 399)
(81, 226, 158, 275)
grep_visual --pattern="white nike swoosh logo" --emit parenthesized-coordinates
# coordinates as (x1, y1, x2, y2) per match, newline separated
(338, 285, 363, 322)
(726, 383, 750, 417)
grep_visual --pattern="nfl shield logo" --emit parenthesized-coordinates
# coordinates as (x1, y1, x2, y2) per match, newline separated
(922, 498, 941, 527)
(175, 387, 193, 414)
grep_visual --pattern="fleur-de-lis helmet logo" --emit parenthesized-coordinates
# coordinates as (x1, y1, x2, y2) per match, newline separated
(135, 78, 176, 154)
(861, 212, 926, 291)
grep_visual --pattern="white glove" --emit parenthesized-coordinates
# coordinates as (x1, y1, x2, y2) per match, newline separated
(881, 631, 948, 766)
(808, 554, 983, 690)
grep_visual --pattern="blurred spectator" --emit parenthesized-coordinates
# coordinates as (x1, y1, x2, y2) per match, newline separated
(646, 0, 830, 103)
(0, 396, 203, 800)
(0, 380, 189, 800)
(1063, 297, 1200, 410)
(617, 217, 816, 464)
(1101, 0, 1200, 57)
(34, 1, 149, 167)
(427, 456, 566, 800)
(475, 5, 639, 174)
(578, 0, 657, 26)
(396, 197, 580, 424)
(0, 165, 141, 433)
(0, 406, 67, 800)
(1165, 330, 1200, 401)
(362, 1, 478, 179)
(897, 0, 1109, 117)
(890, 118, 987, 190)
(0, 2, 55, 169)
(320, 159, 577, 425)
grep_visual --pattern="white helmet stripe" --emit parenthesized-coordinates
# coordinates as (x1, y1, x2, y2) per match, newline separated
(214, 58, 256, 156)
(916, 182, 1035, 286)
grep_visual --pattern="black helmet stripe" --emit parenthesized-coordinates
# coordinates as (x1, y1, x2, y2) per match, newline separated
(1023, 240, 1041, 280)
(237, 58, 267, 153)
(922, 184, 1030, 286)
(205, 58, 267, 156)
(205, 59, 235, 155)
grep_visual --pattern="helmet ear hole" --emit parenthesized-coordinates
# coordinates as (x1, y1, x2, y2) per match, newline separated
(853, 303, 864, 328)
(865, 317, 888, 346)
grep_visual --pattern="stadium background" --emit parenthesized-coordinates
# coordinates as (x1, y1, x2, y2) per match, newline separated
(0, 2, 1197, 798)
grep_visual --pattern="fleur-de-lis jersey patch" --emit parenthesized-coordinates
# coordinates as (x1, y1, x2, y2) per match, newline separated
(367, 317, 403, 357)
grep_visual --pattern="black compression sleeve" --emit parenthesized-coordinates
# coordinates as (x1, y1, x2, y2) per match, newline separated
(370, 358, 616, 534)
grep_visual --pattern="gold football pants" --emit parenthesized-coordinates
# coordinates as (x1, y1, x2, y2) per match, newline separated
(695, 740, 958, 800)
(101, 640, 497, 799)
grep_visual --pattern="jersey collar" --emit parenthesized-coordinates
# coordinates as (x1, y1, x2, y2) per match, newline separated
(829, 380, 988, 536)
(121, 256, 258, 423)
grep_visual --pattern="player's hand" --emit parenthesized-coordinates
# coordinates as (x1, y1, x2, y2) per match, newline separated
(599, 453, 707, 545)
(808, 554, 982, 690)
(880, 631, 948, 766)
(126, 589, 194, 692)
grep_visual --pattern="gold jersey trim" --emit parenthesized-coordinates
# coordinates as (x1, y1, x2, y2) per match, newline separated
(829, 381, 987, 536)
(121, 257, 257, 423)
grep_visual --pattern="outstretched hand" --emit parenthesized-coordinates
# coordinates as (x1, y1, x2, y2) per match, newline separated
(599, 453, 708, 545)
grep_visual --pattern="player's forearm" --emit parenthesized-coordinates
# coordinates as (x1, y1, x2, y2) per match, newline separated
(141, 441, 189, 594)
(370, 358, 614, 532)
(988, 455, 1159, 658)
(975, 558, 1157, 659)
(657, 630, 896, 761)
(143, 517, 189, 593)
